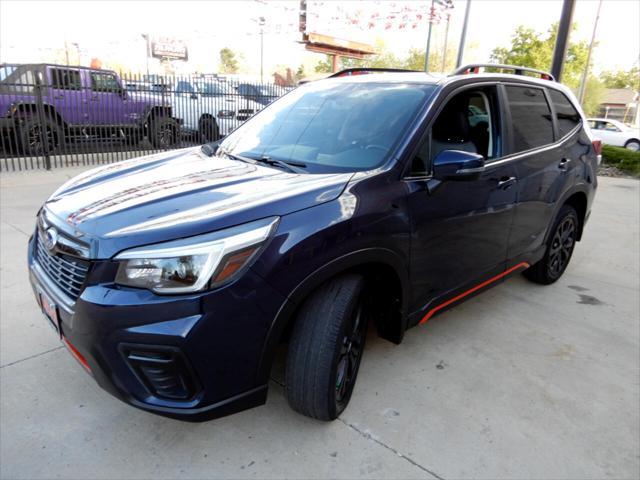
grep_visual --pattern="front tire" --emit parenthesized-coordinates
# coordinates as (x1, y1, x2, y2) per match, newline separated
(199, 117, 219, 143)
(524, 205, 579, 285)
(149, 117, 179, 148)
(285, 274, 369, 421)
(17, 116, 63, 156)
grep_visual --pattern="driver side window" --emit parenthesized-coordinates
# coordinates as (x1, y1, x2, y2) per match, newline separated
(410, 88, 497, 176)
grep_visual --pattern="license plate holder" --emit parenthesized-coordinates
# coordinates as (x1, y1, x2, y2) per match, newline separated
(39, 290, 61, 337)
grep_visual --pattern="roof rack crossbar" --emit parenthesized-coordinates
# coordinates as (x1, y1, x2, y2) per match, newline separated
(329, 67, 420, 78)
(452, 64, 555, 81)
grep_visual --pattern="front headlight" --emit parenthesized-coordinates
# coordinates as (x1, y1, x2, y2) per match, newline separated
(114, 217, 278, 294)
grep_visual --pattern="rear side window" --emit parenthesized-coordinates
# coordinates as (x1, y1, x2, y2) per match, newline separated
(505, 86, 553, 152)
(50, 68, 82, 90)
(548, 89, 581, 138)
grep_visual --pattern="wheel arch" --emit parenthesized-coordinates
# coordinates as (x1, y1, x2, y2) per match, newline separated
(12, 102, 67, 129)
(563, 190, 588, 241)
(255, 248, 410, 385)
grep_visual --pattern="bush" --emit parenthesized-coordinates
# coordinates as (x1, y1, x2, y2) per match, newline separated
(601, 145, 640, 177)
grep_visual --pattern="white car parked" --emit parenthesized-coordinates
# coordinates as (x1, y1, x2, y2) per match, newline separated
(587, 118, 640, 151)
(170, 79, 265, 141)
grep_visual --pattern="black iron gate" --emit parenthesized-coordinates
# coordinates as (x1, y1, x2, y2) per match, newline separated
(0, 63, 290, 171)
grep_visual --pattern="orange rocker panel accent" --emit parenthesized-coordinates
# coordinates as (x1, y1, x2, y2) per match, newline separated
(420, 262, 530, 325)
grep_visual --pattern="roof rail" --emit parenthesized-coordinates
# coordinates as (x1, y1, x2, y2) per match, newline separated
(452, 64, 555, 81)
(329, 67, 419, 78)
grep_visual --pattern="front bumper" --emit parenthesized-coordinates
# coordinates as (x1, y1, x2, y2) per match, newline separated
(27, 234, 287, 421)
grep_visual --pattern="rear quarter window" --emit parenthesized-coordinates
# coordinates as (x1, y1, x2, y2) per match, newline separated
(505, 85, 554, 153)
(548, 89, 581, 138)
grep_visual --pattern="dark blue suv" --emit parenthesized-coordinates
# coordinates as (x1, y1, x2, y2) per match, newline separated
(28, 65, 599, 421)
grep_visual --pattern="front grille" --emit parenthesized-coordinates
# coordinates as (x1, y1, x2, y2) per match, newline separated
(237, 109, 254, 121)
(35, 232, 89, 300)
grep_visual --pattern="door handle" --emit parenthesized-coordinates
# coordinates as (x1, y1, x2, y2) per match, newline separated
(53, 95, 64, 100)
(559, 158, 572, 170)
(90, 96, 99, 102)
(496, 176, 517, 189)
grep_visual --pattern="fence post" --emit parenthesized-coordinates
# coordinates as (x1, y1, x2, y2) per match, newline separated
(33, 82, 51, 170)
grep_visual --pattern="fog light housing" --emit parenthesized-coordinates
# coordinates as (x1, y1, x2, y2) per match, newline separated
(120, 344, 201, 401)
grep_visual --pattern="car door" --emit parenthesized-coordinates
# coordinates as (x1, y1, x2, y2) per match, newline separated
(406, 84, 518, 318)
(47, 66, 88, 125)
(505, 84, 579, 264)
(88, 71, 128, 125)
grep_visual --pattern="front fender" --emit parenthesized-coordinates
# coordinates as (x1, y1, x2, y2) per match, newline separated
(254, 247, 411, 385)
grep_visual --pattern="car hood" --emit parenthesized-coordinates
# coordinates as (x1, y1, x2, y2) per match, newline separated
(43, 147, 352, 258)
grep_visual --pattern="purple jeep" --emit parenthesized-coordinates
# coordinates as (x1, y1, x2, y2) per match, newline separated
(0, 64, 179, 155)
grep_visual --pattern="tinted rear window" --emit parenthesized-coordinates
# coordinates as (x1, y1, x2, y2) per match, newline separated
(50, 68, 82, 90)
(505, 86, 554, 152)
(548, 89, 581, 138)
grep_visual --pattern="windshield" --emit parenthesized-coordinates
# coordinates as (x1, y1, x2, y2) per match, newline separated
(219, 81, 436, 173)
(0, 65, 17, 82)
(199, 81, 234, 96)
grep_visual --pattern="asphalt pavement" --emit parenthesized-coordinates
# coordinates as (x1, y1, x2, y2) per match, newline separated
(1, 168, 638, 479)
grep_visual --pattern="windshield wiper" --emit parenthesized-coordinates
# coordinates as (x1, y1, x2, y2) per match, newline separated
(254, 156, 307, 174)
(216, 148, 307, 174)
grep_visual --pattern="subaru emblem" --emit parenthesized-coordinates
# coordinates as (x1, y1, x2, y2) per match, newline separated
(44, 227, 58, 252)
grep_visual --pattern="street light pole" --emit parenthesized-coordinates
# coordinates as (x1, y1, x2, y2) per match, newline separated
(456, 0, 471, 68)
(578, 0, 602, 105)
(424, 0, 435, 72)
(550, 0, 576, 82)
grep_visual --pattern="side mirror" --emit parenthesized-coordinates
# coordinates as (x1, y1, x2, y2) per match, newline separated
(201, 140, 221, 156)
(190, 93, 198, 100)
(432, 150, 485, 181)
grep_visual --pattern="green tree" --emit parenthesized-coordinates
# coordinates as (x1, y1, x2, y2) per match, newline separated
(490, 23, 605, 110)
(490, 24, 589, 90)
(600, 67, 640, 91)
(219, 47, 239, 74)
(582, 76, 606, 116)
(314, 56, 332, 73)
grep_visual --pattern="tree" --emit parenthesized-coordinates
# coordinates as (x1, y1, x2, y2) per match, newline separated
(490, 23, 604, 111)
(490, 24, 589, 90)
(314, 56, 332, 73)
(219, 47, 239, 74)
(600, 67, 640, 91)
(581, 76, 606, 117)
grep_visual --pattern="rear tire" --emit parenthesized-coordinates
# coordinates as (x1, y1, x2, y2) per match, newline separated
(523, 205, 579, 285)
(285, 274, 368, 421)
(149, 117, 179, 148)
(624, 139, 640, 152)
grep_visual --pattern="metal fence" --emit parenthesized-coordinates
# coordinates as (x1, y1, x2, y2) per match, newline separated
(0, 64, 291, 172)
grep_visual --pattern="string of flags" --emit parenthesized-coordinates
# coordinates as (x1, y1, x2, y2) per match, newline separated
(302, 1, 455, 33)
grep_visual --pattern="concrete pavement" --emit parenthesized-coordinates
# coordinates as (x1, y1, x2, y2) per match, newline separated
(1, 168, 639, 479)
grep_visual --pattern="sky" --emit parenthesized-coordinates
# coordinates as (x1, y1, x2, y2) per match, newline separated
(0, 0, 638, 79)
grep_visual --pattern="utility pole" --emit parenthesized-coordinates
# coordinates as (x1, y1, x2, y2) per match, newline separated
(141, 34, 150, 77)
(578, 0, 602, 104)
(424, 0, 435, 72)
(259, 16, 266, 82)
(441, 10, 451, 72)
(455, 0, 471, 68)
(550, 0, 576, 82)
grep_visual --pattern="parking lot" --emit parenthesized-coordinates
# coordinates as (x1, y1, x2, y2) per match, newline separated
(0, 168, 638, 479)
